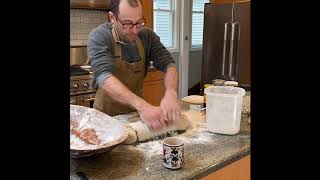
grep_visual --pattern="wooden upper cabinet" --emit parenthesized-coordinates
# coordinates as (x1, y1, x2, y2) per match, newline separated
(141, 0, 153, 29)
(70, 0, 153, 29)
(211, 0, 250, 3)
(70, 0, 110, 9)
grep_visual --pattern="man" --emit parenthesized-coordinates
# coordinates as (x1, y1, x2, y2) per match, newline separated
(87, 0, 181, 131)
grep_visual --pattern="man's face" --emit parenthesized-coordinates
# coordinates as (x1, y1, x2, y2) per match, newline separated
(112, 0, 144, 43)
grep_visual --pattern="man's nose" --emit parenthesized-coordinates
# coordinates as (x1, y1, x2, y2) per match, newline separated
(131, 25, 139, 34)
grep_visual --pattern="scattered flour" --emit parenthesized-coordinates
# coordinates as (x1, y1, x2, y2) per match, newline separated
(134, 110, 218, 157)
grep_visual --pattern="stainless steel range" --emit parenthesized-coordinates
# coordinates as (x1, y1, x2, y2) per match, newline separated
(70, 46, 95, 108)
(70, 67, 95, 108)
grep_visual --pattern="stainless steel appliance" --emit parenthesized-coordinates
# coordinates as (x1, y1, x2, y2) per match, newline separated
(70, 46, 89, 66)
(201, 1, 250, 89)
(70, 47, 95, 108)
(70, 72, 95, 108)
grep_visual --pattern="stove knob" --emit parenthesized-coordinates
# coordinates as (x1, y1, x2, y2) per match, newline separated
(72, 83, 79, 89)
(83, 82, 89, 88)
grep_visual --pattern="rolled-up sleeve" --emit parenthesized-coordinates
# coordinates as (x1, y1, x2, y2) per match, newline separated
(87, 25, 115, 90)
(140, 28, 176, 73)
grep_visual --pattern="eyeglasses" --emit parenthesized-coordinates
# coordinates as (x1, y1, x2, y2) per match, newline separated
(114, 14, 146, 29)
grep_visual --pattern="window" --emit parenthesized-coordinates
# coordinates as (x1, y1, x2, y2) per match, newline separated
(153, 0, 175, 49)
(191, 0, 209, 48)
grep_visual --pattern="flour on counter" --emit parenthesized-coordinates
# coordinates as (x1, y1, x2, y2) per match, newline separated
(136, 140, 163, 157)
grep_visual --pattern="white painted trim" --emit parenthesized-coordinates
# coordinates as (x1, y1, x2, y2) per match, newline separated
(167, 48, 180, 53)
(172, 0, 180, 52)
(153, 0, 180, 52)
(178, 0, 192, 98)
(190, 47, 202, 52)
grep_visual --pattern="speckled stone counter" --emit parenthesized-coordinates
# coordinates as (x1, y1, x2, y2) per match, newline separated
(70, 112, 250, 180)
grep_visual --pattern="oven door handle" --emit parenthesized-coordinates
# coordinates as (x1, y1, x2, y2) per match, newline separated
(83, 98, 95, 102)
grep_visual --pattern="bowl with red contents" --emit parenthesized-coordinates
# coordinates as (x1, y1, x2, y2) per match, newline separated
(70, 105, 128, 158)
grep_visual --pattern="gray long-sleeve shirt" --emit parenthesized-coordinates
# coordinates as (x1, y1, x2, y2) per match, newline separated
(87, 22, 176, 90)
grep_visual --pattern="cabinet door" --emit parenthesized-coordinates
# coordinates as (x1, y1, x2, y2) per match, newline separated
(212, 0, 250, 3)
(201, 155, 250, 180)
(143, 80, 165, 106)
(143, 70, 165, 106)
(201, 3, 233, 86)
(141, 0, 153, 29)
(233, 1, 250, 88)
(70, 0, 109, 9)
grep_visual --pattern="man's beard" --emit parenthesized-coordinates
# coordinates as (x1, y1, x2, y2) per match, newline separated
(114, 24, 137, 44)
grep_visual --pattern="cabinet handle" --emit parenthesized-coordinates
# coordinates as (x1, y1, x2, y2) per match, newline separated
(228, 22, 240, 79)
(83, 98, 95, 102)
(222, 22, 230, 77)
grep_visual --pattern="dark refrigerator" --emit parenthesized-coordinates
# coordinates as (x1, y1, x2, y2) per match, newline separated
(201, 1, 250, 89)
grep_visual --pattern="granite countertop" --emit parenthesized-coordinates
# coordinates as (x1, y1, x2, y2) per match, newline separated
(70, 111, 250, 180)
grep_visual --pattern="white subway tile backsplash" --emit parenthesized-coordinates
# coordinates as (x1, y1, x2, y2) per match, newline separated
(70, 17, 81, 23)
(78, 10, 87, 16)
(79, 23, 89, 29)
(93, 18, 100, 24)
(101, 18, 106, 23)
(70, 40, 83, 46)
(95, 23, 103, 28)
(90, 12, 99, 17)
(77, 28, 90, 33)
(70, 9, 107, 45)
(81, 17, 91, 23)
(70, 34, 76, 39)
(89, 24, 99, 29)
(76, 33, 89, 40)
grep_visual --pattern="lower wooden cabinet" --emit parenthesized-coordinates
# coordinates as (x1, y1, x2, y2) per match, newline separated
(202, 155, 250, 180)
(143, 70, 165, 106)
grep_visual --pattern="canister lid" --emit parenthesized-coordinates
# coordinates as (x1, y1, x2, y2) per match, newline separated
(224, 81, 238, 87)
(212, 79, 225, 86)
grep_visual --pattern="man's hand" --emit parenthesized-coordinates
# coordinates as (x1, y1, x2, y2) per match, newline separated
(160, 89, 181, 126)
(138, 104, 167, 131)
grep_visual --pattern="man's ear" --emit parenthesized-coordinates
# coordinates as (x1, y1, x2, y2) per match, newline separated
(108, 11, 116, 23)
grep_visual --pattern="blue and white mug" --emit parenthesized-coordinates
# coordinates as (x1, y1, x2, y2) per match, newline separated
(163, 137, 184, 169)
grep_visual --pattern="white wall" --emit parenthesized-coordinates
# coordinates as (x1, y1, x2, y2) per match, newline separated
(70, 9, 107, 46)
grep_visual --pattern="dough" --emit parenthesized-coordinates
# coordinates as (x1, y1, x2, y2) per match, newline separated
(181, 95, 204, 104)
(123, 113, 190, 144)
(123, 126, 137, 144)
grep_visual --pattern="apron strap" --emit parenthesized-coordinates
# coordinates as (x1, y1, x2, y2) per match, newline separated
(112, 27, 145, 63)
(112, 27, 121, 58)
(135, 37, 145, 61)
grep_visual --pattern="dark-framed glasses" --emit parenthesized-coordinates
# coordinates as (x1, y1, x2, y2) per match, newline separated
(114, 14, 146, 29)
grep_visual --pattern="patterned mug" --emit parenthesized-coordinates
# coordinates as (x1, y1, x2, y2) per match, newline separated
(163, 137, 184, 169)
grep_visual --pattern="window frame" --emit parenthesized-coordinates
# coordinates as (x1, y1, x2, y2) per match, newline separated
(153, 0, 180, 53)
(190, 0, 208, 50)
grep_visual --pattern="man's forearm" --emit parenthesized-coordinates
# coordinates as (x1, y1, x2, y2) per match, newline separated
(100, 75, 149, 112)
(164, 66, 179, 96)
